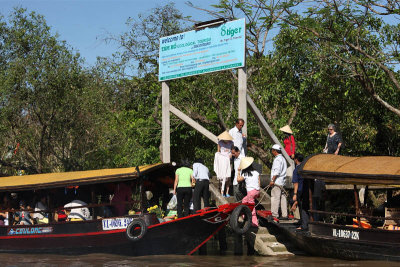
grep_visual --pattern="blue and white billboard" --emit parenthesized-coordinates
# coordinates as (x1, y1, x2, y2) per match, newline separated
(159, 18, 246, 81)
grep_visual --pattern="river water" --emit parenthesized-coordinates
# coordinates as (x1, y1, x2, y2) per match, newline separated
(0, 254, 395, 267)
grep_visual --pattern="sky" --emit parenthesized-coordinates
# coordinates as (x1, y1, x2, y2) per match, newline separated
(0, 0, 219, 67)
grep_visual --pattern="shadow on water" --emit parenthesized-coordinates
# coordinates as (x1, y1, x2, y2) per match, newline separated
(0, 253, 396, 267)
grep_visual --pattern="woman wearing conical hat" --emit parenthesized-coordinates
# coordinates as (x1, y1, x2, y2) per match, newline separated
(237, 156, 260, 227)
(279, 125, 296, 159)
(213, 131, 233, 197)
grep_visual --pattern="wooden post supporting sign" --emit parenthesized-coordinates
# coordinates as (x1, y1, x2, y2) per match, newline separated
(162, 82, 170, 163)
(238, 67, 247, 136)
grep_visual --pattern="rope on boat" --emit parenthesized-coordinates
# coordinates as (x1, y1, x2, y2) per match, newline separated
(232, 183, 289, 209)
(254, 184, 289, 209)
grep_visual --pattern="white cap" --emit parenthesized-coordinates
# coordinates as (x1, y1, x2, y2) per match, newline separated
(272, 144, 281, 151)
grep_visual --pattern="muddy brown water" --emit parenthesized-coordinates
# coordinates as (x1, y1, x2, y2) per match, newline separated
(0, 254, 396, 267)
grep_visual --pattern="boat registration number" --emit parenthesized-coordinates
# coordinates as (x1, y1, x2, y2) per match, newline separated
(332, 228, 359, 240)
(102, 217, 134, 231)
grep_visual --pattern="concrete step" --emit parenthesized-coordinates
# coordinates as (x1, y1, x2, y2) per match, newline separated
(258, 233, 278, 243)
(245, 226, 293, 256)
(209, 183, 228, 206)
(269, 242, 289, 253)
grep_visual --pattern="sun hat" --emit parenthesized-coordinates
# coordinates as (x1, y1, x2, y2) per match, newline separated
(279, 125, 293, 134)
(272, 144, 282, 151)
(218, 131, 233, 141)
(239, 157, 254, 170)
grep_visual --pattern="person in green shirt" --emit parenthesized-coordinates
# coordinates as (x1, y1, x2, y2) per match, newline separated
(174, 161, 194, 218)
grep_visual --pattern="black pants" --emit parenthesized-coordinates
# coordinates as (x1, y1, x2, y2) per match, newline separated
(193, 180, 210, 211)
(177, 187, 192, 218)
(298, 198, 310, 230)
(299, 191, 310, 230)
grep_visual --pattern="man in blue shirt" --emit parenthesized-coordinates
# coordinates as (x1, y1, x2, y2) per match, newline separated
(291, 153, 310, 230)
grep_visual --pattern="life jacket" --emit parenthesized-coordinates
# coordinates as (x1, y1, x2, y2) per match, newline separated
(352, 218, 371, 229)
(387, 225, 400, 230)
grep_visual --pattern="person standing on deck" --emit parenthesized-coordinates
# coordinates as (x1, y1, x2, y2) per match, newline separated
(279, 125, 296, 159)
(323, 123, 343, 155)
(229, 119, 246, 156)
(231, 146, 245, 202)
(237, 157, 260, 227)
(291, 153, 310, 230)
(174, 161, 194, 218)
(214, 131, 233, 197)
(192, 158, 210, 211)
(269, 144, 288, 221)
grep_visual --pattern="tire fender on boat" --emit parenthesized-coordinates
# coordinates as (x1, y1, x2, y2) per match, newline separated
(229, 205, 252, 234)
(126, 218, 147, 242)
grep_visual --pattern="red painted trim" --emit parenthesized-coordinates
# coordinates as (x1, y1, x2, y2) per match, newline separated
(147, 207, 225, 228)
(148, 203, 252, 229)
(187, 221, 228, 255)
(0, 203, 249, 240)
(0, 229, 125, 239)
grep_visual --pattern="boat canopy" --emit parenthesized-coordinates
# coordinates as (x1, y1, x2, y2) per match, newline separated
(298, 154, 400, 185)
(0, 163, 167, 192)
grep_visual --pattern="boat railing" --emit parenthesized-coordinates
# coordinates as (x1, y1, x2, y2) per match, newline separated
(0, 200, 140, 214)
(309, 209, 400, 222)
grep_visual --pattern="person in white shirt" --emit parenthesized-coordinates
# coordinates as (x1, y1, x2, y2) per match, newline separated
(229, 119, 246, 156)
(33, 195, 49, 224)
(64, 200, 90, 221)
(213, 131, 233, 197)
(192, 158, 210, 211)
(237, 157, 260, 227)
(231, 146, 245, 201)
(269, 144, 288, 220)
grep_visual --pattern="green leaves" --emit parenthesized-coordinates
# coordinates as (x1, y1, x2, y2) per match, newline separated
(2, 1, 400, 177)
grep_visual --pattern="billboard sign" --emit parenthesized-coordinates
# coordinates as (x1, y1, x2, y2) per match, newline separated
(158, 18, 246, 81)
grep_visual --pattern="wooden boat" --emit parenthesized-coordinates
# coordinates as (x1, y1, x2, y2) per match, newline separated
(260, 154, 400, 261)
(0, 163, 252, 255)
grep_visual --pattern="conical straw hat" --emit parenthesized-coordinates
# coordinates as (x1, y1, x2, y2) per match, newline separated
(239, 157, 254, 170)
(218, 131, 233, 141)
(279, 125, 293, 134)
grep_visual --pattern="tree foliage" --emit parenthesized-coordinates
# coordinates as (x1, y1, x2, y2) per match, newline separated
(0, 8, 113, 175)
(1, 1, 400, 176)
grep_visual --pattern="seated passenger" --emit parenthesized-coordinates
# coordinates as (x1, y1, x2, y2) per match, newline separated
(0, 194, 11, 226)
(111, 182, 132, 216)
(163, 193, 177, 222)
(64, 200, 90, 221)
(33, 195, 49, 224)
(54, 209, 67, 222)
(15, 200, 34, 225)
